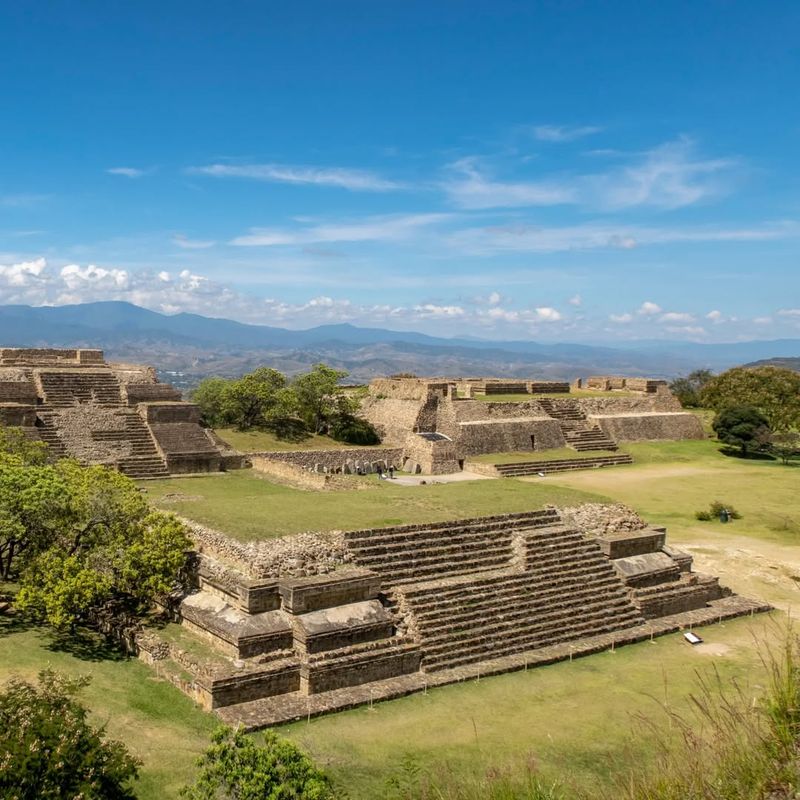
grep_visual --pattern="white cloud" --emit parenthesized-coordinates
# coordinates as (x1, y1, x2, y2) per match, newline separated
(534, 306, 562, 322)
(585, 137, 736, 210)
(777, 308, 800, 317)
(532, 124, 603, 142)
(172, 234, 216, 250)
(488, 291, 502, 305)
(568, 294, 582, 306)
(609, 313, 633, 323)
(638, 301, 662, 316)
(659, 311, 694, 323)
(412, 303, 466, 319)
(665, 325, 707, 336)
(753, 316, 773, 325)
(706, 310, 724, 323)
(188, 163, 403, 192)
(442, 157, 576, 210)
(107, 167, 146, 178)
(231, 213, 450, 247)
(443, 137, 737, 212)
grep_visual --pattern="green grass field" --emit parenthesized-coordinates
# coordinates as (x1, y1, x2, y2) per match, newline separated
(214, 427, 379, 453)
(145, 470, 601, 540)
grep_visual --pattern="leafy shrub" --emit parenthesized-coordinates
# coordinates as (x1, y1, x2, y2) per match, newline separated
(329, 414, 381, 445)
(695, 501, 741, 521)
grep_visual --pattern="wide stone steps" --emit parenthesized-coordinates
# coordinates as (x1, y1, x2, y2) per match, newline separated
(373, 552, 515, 586)
(419, 591, 637, 652)
(495, 454, 633, 477)
(344, 510, 560, 548)
(422, 604, 643, 672)
(307, 636, 418, 668)
(38, 373, 123, 407)
(413, 576, 627, 633)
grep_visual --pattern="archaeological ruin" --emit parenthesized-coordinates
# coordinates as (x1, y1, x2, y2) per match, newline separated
(138, 505, 768, 729)
(0, 348, 231, 478)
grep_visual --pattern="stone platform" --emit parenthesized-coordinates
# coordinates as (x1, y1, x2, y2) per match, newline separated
(139, 507, 770, 728)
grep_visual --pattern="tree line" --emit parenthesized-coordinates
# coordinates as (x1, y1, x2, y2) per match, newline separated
(671, 365, 800, 459)
(191, 363, 380, 445)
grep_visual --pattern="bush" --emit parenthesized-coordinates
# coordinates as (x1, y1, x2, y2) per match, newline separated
(695, 501, 741, 521)
(712, 405, 771, 456)
(329, 415, 381, 445)
(0, 670, 140, 799)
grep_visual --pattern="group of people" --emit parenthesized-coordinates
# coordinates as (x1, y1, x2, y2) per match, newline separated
(376, 464, 396, 480)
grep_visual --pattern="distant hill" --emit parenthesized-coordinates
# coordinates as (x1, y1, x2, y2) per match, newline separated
(742, 357, 800, 371)
(2, 301, 799, 389)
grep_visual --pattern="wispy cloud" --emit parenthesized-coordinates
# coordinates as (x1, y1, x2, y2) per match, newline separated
(1, 193, 49, 208)
(447, 220, 797, 255)
(442, 157, 576, 209)
(172, 234, 216, 250)
(188, 163, 404, 192)
(231, 213, 451, 247)
(107, 167, 148, 178)
(442, 137, 738, 211)
(531, 124, 603, 142)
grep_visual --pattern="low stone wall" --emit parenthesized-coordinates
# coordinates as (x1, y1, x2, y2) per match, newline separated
(184, 519, 350, 579)
(250, 456, 367, 490)
(252, 448, 403, 471)
(575, 394, 681, 414)
(590, 412, 704, 441)
(0, 404, 37, 426)
(0, 380, 37, 403)
(0, 347, 104, 366)
(124, 383, 182, 404)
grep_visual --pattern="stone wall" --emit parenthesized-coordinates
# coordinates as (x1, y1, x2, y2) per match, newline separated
(250, 456, 371, 490)
(401, 434, 460, 474)
(456, 418, 566, 456)
(139, 402, 201, 423)
(184, 519, 350, 580)
(0, 404, 37, 426)
(251, 448, 403, 470)
(575, 393, 681, 414)
(589, 412, 704, 441)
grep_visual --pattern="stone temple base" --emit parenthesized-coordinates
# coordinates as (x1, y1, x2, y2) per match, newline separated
(137, 509, 770, 729)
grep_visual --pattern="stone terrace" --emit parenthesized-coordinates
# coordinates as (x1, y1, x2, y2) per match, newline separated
(142, 506, 770, 728)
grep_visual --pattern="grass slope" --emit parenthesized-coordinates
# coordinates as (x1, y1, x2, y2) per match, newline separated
(0, 617, 215, 799)
(145, 471, 601, 540)
(213, 427, 380, 453)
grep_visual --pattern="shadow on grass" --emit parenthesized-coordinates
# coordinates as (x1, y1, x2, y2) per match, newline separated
(0, 609, 37, 638)
(45, 628, 128, 663)
(718, 447, 777, 462)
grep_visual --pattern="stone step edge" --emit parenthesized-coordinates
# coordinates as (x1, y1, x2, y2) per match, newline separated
(213, 595, 772, 730)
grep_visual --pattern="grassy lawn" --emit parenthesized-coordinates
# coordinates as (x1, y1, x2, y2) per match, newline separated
(145, 470, 602, 540)
(0, 616, 215, 800)
(469, 447, 621, 464)
(283, 615, 782, 798)
(214, 427, 379, 453)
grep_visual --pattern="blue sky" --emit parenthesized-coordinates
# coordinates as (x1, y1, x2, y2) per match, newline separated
(1, 1, 798, 341)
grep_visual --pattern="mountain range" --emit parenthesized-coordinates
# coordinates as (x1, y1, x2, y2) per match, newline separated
(0, 302, 797, 389)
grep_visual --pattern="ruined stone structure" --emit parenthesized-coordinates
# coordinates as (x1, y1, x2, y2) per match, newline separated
(0, 348, 227, 478)
(138, 506, 768, 728)
(359, 376, 704, 475)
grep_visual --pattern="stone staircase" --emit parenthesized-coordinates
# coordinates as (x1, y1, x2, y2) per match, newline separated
(396, 523, 644, 672)
(492, 453, 633, 477)
(343, 509, 561, 586)
(36, 370, 123, 407)
(538, 398, 618, 452)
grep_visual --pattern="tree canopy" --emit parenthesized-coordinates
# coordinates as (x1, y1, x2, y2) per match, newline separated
(712, 405, 771, 456)
(0, 670, 140, 800)
(181, 725, 334, 800)
(0, 446, 190, 628)
(191, 363, 378, 444)
(702, 366, 800, 432)
(669, 369, 715, 408)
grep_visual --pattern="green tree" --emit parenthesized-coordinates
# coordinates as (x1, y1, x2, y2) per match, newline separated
(669, 369, 715, 408)
(701, 366, 800, 432)
(0, 426, 49, 465)
(191, 377, 229, 427)
(181, 725, 334, 800)
(221, 368, 298, 430)
(2, 458, 190, 629)
(765, 431, 800, 465)
(712, 405, 771, 456)
(293, 363, 352, 434)
(0, 670, 139, 800)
